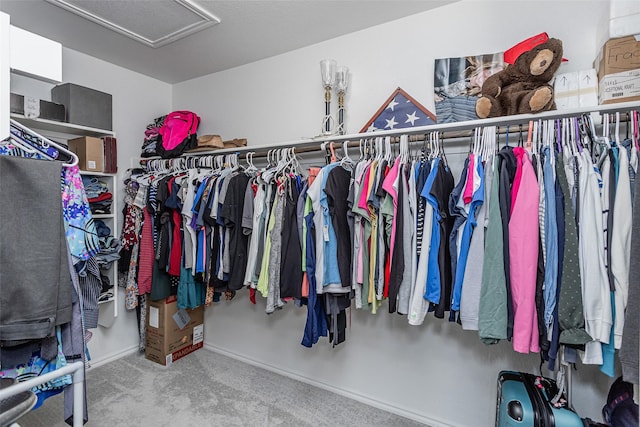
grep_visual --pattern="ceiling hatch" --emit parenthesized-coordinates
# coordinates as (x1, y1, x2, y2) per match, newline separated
(45, 0, 220, 48)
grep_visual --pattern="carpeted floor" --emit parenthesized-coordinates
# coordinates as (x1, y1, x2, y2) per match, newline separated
(17, 349, 427, 426)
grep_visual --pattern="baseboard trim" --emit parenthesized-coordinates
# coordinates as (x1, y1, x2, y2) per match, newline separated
(87, 345, 139, 369)
(204, 343, 453, 427)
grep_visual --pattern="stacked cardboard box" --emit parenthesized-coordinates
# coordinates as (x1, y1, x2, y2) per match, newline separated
(595, 35, 640, 105)
(554, 69, 599, 110)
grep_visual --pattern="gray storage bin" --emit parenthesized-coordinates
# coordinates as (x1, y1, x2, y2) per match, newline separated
(51, 83, 112, 130)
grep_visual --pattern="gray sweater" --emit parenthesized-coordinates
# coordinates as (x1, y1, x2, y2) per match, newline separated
(620, 176, 639, 385)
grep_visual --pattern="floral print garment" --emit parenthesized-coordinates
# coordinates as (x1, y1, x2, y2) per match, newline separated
(61, 165, 100, 260)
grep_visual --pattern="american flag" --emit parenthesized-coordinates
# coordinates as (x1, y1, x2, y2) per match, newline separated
(361, 87, 436, 133)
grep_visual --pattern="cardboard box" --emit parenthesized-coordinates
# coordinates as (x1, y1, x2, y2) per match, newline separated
(51, 83, 113, 130)
(596, 0, 640, 49)
(68, 136, 104, 172)
(145, 296, 204, 366)
(595, 35, 640, 104)
(554, 69, 598, 110)
(10, 93, 66, 122)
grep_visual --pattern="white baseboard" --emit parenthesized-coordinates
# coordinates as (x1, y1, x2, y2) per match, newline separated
(204, 343, 453, 427)
(87, 345, 138, 369)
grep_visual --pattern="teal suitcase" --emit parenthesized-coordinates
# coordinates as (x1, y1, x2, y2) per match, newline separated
(496, 371, 584, 426)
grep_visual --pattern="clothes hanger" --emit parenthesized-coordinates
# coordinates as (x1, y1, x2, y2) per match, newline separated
(398, 135, 407, 164)
(9, 122, 60, 159)
(525, 120, 534, 152)
(573, 117, 583, 153)
(329, 141, 338, 163)
(565, 118, 577, 157)
(633, 110, 639, 151)
(471, 127, 479, 155)
(518, 124, 524, 147)
(430, 132, 438, 160)
(1, 134, 48, 157)
(374, 137, 383, 162)
(614, 112, 621, 146)
(340, 141, 353, 166)
(438, 132, 448, 167)
(505, 124, 510, 147)
(9, 119, 78, 167)
(245, 152, 257, 174)
(625, 112, 630, 141)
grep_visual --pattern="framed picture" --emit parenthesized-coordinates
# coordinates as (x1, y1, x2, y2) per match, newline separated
(433, 53, 504, 123)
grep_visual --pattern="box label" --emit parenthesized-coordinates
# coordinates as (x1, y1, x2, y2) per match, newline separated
(149, 306, 159, 328)
(599, 69, 640, 102)
(171, 342, 203, 364)
(24, 96, 39, 119)
(193, 324, 204, 345)
(173, 309, 191, 330)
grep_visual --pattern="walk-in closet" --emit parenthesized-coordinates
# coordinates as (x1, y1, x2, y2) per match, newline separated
(1, 1, 639, 426)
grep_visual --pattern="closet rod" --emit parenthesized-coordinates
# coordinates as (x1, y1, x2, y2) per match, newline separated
(323, 100, 640, 141)
(137, 101, 640, 164)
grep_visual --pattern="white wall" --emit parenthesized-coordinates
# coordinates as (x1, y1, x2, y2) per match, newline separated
(173, 1, 617, 426)
(173, 1, 610, 146)
(11, 47, 172, 365)
(61, 48, 172, 363)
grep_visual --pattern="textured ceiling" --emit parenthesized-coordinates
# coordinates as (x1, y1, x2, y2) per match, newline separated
(1, 0, 456, 84)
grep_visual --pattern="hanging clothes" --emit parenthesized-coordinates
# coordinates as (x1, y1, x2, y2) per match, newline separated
(424, 158, 455, 319)
(478, 156, 508, 343)
(301, 183, 329, 348)
(409, 159, 434, 326)
(0, 156, 72, 341)
(508, 147, 540, 354)
(325, 165, 353, 291)
(497, 146, 517, 340)
(221, 172, 252, 291)
(556, 153, 591, 346)
(451, 154, 484, 319)
(620, 174, 640, 384)
(382, 156, 403, 312)
(460, 154, 491, 331)
(577, 150, 611, 365)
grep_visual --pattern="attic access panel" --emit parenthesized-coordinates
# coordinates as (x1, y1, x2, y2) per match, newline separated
(45, 0, 220, 48)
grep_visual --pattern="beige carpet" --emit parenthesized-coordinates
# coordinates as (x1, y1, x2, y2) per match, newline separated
(17, 349, 428, 426)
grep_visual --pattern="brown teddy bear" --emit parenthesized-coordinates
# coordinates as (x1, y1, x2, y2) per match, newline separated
(475, 33, 565, 119)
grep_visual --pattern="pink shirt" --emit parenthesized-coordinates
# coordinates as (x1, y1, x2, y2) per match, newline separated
(382, 156, 401, 260)
(463, 153, 475, 204)
(358, 163, 374, 211)
(509, 148, 540, 354)
(510, 148, 525, 216)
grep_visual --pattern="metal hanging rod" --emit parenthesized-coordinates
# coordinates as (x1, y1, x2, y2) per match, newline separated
(138, 101, 640, 162)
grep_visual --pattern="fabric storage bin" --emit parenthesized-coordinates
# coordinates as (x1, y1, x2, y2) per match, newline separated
(51, 83, 113, 130)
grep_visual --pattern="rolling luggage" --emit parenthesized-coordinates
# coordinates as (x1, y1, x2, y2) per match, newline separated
(496, 371, 583, 426)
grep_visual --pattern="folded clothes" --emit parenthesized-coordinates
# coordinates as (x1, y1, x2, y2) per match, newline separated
(94, 220, 111, 237)
(82, 177, 109, 193)
(88, 192, 113, 203)
(91, 207, 112, 215)
(90, 204, 112, 215)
